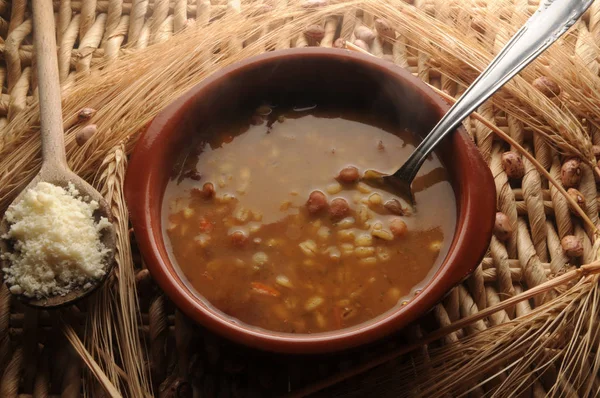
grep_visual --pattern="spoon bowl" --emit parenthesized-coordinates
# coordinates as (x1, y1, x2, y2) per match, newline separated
(0, 167, 116, 309)
(0, 0, 116, 308)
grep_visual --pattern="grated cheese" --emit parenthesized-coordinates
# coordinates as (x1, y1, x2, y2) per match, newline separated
(1, 182, 111, 298)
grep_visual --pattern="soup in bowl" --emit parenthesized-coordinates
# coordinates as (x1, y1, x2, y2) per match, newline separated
(125, 48, 495, 353)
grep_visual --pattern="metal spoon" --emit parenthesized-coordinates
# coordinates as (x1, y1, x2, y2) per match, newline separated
(0, 0, 116, 308)
(373, 0, 593, 204)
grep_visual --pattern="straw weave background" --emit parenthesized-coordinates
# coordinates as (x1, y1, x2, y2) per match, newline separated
(0, 0, 599, 397)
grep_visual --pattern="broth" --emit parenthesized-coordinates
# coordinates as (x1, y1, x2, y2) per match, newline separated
(163, 108, 456, 334)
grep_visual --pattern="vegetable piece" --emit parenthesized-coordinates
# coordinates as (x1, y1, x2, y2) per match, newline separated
(199, 217, 214, 233)
(251, 282, 281, 297)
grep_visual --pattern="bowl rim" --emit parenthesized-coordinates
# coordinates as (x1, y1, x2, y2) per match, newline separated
(125, 47, 496, 354)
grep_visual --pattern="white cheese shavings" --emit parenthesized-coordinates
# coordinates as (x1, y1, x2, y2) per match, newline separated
(1, 182, 111, 298)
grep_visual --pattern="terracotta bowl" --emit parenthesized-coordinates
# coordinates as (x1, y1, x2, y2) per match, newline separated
(125, 48, 496, 354)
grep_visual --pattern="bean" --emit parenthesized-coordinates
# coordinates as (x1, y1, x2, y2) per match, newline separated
(304, 24, 326, 43)
(305, 296, 324, 311)
(532, 76, 561, 98)
(76, 124, 97, 146)
(337, 166, 360, 183)
(355, 26, 376, 43)
(561, 158, 582, 188)
(561, 235, 583, 257)
(330, 198, 350, 219)
(384, 199, 405, 216)
(501, 151, 525, 180)
(77, 107, 97, 121)
(567, 188, 586, 214)
(494, 212, 512, 241)
(306, 191, 328, 214)
(230, 231, 248, 247)
(390, 218, 407, 238)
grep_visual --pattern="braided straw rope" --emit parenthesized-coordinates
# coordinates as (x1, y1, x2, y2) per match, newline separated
(0, 0, 599, 396)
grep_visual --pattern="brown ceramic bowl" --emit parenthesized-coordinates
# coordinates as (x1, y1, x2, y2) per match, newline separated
(125, 48, 495, 354)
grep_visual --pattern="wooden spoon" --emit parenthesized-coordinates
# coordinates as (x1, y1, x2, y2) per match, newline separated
(0, 0, 116, 308)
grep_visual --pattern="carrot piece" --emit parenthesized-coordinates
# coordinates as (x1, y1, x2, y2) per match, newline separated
(199, 217, 214, 233)
(251, 282, 281, 297)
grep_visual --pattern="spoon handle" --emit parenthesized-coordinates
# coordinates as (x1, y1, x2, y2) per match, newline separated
(32, 0, 67, 170)
(394, 0, 593, 184)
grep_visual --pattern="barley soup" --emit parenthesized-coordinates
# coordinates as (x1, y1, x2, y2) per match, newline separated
(163, 107, 456, 334)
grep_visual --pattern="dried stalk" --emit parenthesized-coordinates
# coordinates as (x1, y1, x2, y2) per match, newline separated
(62, 322, 121, 398)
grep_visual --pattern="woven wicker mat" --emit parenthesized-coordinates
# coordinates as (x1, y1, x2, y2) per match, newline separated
(1, 0, 600, 397)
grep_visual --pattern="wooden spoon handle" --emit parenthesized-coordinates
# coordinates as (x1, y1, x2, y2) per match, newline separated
(32, 0, 67, 170)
